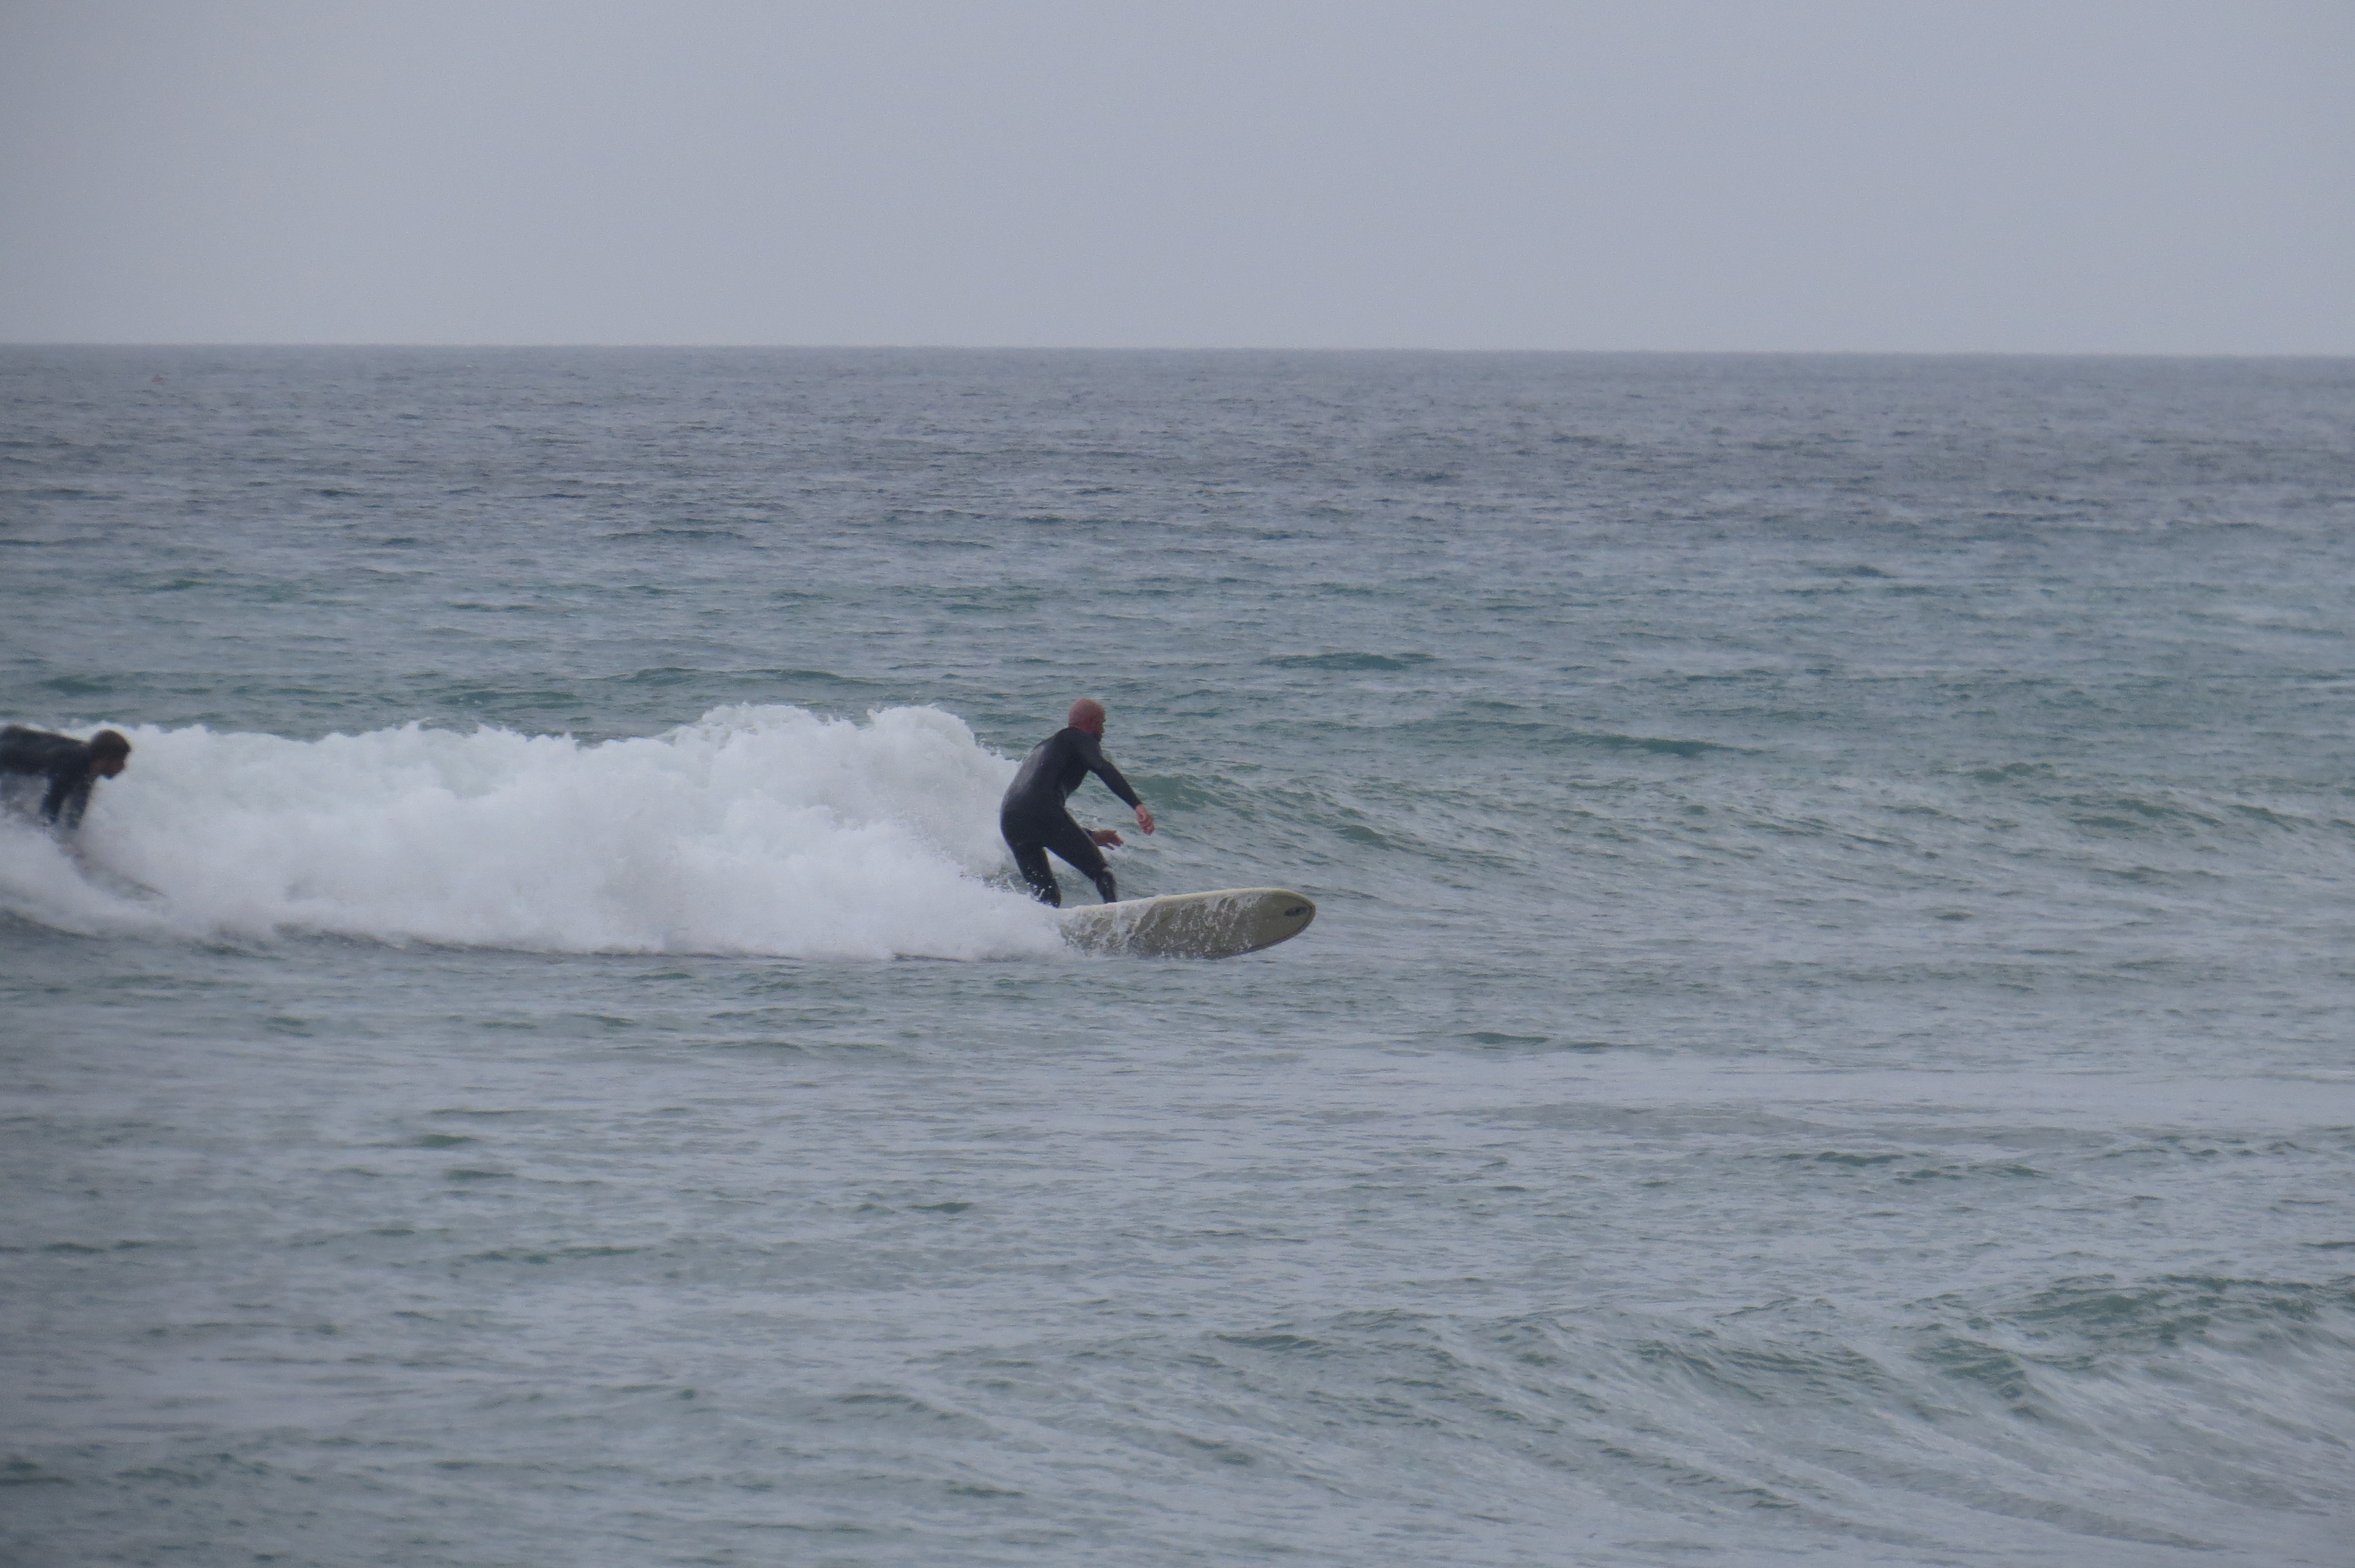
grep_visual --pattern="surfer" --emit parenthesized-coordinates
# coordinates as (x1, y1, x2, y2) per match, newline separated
(0, 726, 132, 832)
(1000, 699, 1155, 906)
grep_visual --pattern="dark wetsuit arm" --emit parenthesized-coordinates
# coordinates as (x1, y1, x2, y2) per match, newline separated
(43, 772, 92, 829)
(1074, 732, 1142, 809)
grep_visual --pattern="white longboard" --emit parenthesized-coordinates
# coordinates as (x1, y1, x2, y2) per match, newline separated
(1060, 887, 1316, 960)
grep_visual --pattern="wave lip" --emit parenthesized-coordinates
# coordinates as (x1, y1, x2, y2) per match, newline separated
(6, 705, 1063, 960)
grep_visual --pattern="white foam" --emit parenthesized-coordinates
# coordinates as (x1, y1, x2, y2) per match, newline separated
(1, 706, 1067, 959)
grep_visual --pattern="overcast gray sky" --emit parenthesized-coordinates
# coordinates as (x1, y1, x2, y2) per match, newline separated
(2, 1, 2348, 351)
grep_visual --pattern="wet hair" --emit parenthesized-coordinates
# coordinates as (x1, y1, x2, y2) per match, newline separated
(88, 729, 131, 760)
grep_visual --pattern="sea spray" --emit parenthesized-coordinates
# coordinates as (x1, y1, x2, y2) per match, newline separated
(7, 706, 1065, 959)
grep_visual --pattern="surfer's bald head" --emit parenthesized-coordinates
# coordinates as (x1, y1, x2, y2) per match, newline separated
(1068, 698, 1106, 736)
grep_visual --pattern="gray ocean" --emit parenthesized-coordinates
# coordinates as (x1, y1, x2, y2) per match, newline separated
(3, 347, 2351, 1567)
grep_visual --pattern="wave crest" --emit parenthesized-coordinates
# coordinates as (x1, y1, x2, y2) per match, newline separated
(2, 706, 1063, 959)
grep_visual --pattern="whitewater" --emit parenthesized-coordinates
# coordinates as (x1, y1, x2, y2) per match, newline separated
(2, 706, 1063, 958)
(4, 347, 2351, 1568)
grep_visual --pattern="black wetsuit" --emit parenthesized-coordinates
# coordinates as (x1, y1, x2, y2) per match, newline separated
(1000, 726, 1142, 906)
(0, 726, 102, 830)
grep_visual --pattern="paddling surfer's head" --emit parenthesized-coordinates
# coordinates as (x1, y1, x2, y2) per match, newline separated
(1067, 698, 1106, 737)
(88, 730, 131, 778)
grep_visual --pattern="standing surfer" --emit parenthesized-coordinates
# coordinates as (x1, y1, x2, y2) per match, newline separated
(1000, 699, 1155, 906)
(1, 726, 132, 832)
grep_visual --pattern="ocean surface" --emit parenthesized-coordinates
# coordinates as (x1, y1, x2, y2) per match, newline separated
(3, 346, 2351, 1567)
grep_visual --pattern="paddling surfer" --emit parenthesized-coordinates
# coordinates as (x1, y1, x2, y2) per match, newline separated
(1000, 699, 1155, 906)
(0, 726, 132, 833)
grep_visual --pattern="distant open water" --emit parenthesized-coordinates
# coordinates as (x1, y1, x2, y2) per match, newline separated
(3, 347, 2352, 1567)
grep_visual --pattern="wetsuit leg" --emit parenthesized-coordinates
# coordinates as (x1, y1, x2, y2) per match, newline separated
(1006, 833, 1061, 906)
(1036, 812, 1119, 904)
(1003, 808, 1118, 905)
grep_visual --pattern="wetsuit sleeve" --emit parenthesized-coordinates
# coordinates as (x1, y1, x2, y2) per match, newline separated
(43, 772, 93, 830)
(1074, 732, 1142, 809)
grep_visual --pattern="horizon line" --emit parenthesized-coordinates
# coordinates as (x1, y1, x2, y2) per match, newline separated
(6, 341, 2352, 361)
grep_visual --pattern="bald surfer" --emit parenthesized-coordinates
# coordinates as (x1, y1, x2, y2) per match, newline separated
(1, 726, 131, 833)
(1001, 699, 1155, 906)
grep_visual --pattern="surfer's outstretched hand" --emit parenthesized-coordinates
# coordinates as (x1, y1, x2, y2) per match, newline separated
(1087, 805, 1154, 848)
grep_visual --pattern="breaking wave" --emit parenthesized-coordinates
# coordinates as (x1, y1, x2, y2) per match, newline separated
(0, 706, 1066, 960)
